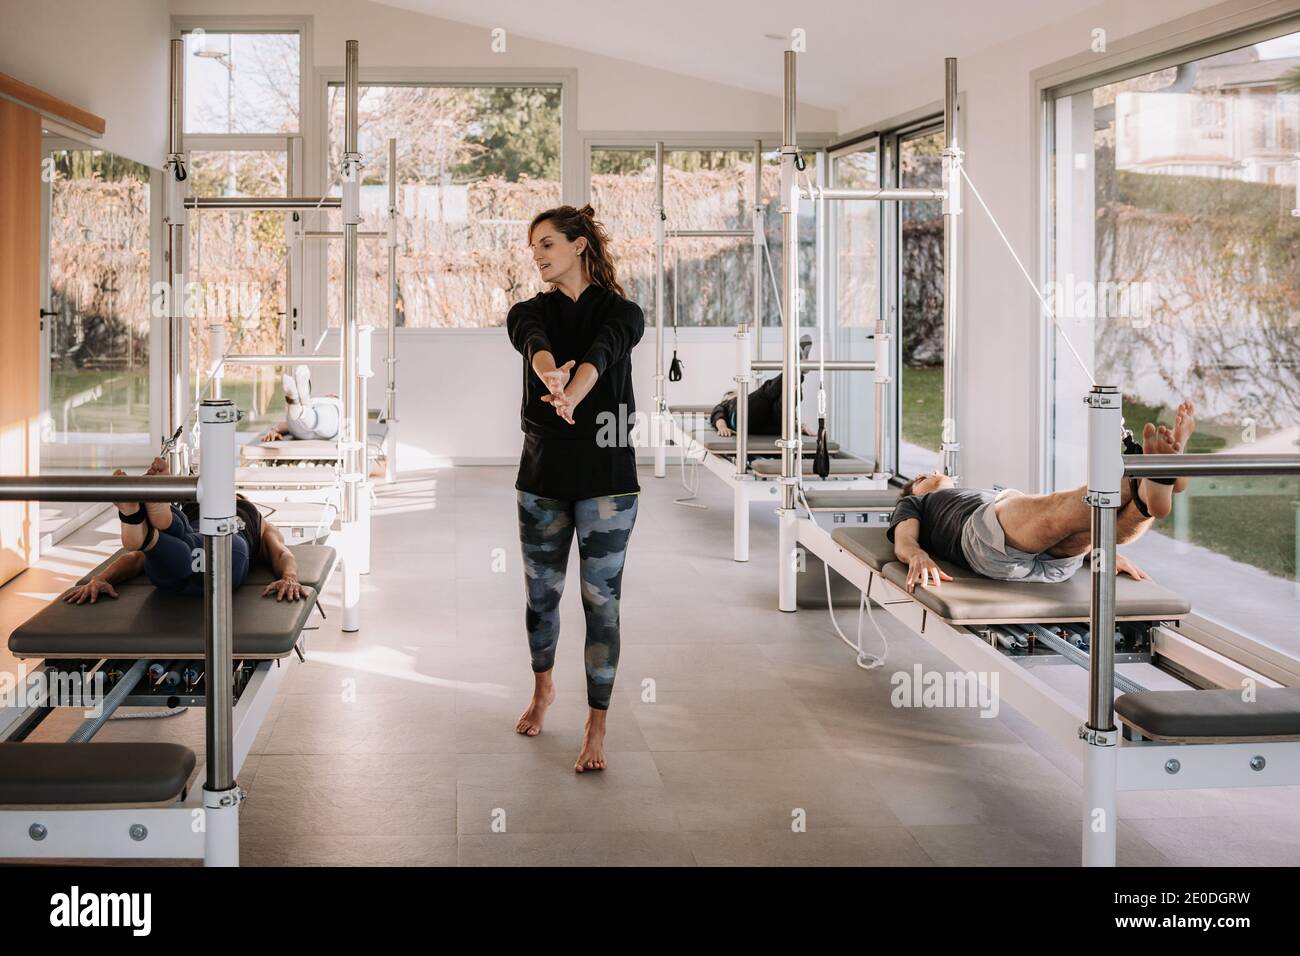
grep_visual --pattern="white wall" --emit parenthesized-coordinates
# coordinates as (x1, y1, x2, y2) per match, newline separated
(837, 0, 1257, 493)
(0, 0, 171, 167)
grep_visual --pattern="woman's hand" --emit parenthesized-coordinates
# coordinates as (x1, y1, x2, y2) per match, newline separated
(714, 419, 733, 437)
(263, 574, 304, 602)
(62, 577, 119, 605)
(538, 360, 575, 399)
(260, 428, 283, 442)
(542, 389, 582, 425)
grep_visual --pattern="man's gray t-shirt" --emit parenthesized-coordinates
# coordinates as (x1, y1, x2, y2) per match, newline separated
(887, 488, 995, 570)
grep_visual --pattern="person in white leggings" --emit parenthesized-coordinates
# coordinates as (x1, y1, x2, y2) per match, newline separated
(258, 365, 342, 442)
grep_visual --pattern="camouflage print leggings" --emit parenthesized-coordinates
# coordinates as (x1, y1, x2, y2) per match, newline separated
(517, 491, 638, 710)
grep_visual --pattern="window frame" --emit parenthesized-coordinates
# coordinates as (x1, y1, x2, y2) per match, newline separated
(313, 67, 576, 339)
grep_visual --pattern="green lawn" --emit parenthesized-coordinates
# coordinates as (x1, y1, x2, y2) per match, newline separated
(901, 365, 944, 453)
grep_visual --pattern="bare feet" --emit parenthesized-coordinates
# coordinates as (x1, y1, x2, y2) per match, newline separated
(575, 709, 607, 773)
(1140, 400, 1195, 518)
(515, 673, 556, 737)
(113, 470, 149, 551)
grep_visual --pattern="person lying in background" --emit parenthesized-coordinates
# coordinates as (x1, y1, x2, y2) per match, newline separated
(710, 335, 814, 437)
(60, 457, 305, 604)
(258, 365, 341, 442)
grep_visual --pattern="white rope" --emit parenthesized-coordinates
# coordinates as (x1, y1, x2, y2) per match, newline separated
(958, 166, 1096, 387)
(796, 488, 887, 669)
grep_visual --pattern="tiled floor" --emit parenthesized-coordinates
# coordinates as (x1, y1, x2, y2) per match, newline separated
(3, 464, 1299, 867)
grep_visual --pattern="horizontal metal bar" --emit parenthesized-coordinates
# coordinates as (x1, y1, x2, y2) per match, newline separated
(1123, 453, 1300, 479)
(185, 196, 342, 210)
(223, 354, 340, 366)
(0, 475, 198, 502)
(799, 186, 946, 202)
(1017, 624, 1147, 696)
(302, 230, 386, 239)
(752, 360, 876, 372)
(667, 228, 753, 238)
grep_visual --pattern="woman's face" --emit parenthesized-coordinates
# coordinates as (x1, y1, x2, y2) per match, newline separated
(529, 220, 586, 286)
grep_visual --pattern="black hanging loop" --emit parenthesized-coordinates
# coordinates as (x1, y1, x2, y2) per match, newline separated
(813, 415, 831, 479)
(668, 351, 684, 382)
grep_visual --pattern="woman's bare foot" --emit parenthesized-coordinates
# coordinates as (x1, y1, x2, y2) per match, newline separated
(575, 709, 607, 773)
(515, 673, 556, 737)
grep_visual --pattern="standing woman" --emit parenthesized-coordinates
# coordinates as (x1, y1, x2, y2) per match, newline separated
(507, 204, 644, 772)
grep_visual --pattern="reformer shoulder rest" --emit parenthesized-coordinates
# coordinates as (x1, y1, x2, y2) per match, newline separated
(0, 742, 196, 806)
(1116, 688, 1300, 743)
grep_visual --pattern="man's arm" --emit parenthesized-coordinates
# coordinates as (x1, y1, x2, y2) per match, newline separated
(61, 551, 145, 604)
(891, 517, 953, 593)
(260, 522, 304, 601)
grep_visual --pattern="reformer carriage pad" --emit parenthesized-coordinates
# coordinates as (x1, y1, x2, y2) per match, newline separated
(829, 527, 1191, 624)
(9, 545, 336, 660)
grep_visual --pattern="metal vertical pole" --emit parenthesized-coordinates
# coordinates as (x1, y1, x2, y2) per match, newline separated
(778, 50, 800, 611)
(873, 319, 891, 479)
(1082, 384, 1121, 867)
(198, 398, 240, 866)
(385, 136, 399, 482)
(653, 142, 667, 479)
(340, 39, 363, 632)
(940, 57, 962, 483)
(752, 140, 764, 365)
(165, 37, 190, 474)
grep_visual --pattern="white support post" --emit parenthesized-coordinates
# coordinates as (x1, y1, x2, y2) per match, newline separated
(654, 142, 667, 479)
(165, 37, 191, 474)
(1082, 384, 1123, 867)
(198, 398, 241, 867)
(873, 319, 891, 479)
(340, 39, 363, 632)
(385, 137, 399, 483)
(778, 49, 801, 612)
(940, 57, 963, 484)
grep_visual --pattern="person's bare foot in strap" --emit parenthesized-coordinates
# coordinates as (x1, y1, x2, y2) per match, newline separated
(112, 469, 150, 551)
(575, 709, 607, 772)
(515, 672, 556, 737)
(1139, 401, 1195, 518)
(1170, 400, 1196, 493)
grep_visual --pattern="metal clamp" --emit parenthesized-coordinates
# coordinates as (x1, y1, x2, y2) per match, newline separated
(1078, 725, 1117, 747)
(1084, 490, 1121, 508)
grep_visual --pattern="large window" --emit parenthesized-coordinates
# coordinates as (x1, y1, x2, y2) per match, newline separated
(588, 145, 813, 329)
(830, 141, 882, 464)
(325, 83, 563, 329)
(1049, 28, 1300, 653)
(181, 27, 302, 435)
(896, 125, 945, 477)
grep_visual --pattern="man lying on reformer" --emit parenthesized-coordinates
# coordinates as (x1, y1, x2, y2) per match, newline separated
(257, 365, 342, 443)
(60, 457, 306, 604)
(889, 401, 1196, 593)
(710, 335, 814, 437)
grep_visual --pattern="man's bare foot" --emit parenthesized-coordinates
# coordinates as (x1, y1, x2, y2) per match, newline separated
(1170, 400, 1196, 493)
(1140, 408, 1192, 519)
(575, 709, 607, 773)
(139, 458, 173, 529)
(515, 674, 556, 737)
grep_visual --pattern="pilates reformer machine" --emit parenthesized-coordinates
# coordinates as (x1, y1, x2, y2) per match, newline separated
(773, 51, 1300, 867)
(163, 38, 375, 631)
(0, 399, 336, 865)
(650, 141, 893, 563)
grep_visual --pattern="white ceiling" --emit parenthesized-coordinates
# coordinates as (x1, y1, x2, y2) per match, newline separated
(375, 0, 1103, 111)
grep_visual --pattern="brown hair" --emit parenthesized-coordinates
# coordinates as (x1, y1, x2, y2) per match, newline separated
(528, 204, 625, 298)
(900, 476, 922, 498)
